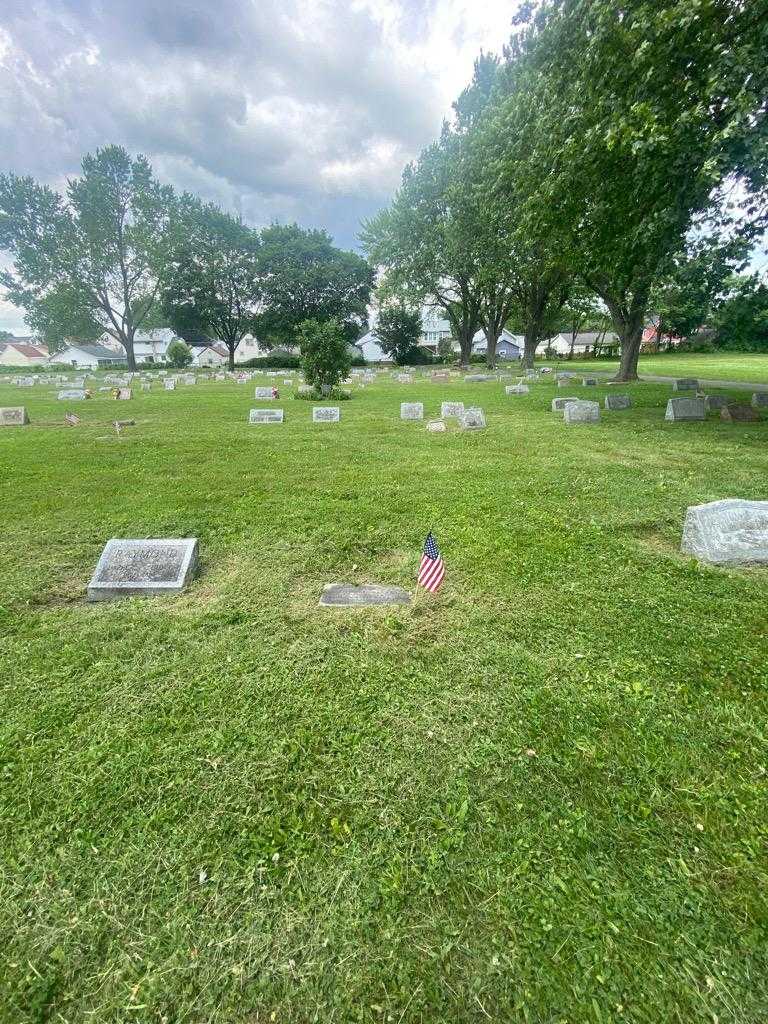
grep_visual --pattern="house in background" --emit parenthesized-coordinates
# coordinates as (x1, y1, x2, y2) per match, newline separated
(0, 339, 49, 366)
(472, 328, 523, 360)
(357, 329, 392, 363)
(539, 331, 619, 357)
(52, 343, 127, 369)
(192, 344, 229, 367)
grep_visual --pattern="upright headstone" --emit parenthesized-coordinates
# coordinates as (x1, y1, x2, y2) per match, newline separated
(396, 373, 412, 383)
(681, 499, 768, 566)
(564, 401, 600, 425)
(431, 372, 450, 382)
(505, 384, 529, 395)
(551, 396, 580, 414)
(255, 387, 275, 399)
(605, 394, 631, 410)
(141, 380, 151, 392)
(750, 392, 768, 409)
(117, 388, 132, 400)
(721, 403, 760, 423)
(665, 398, 706, 422)
(673, 378, 699, 391)
(440, 401, 464, 418)
(164, 379, 176, 391)
(312, 406, 340, 423)
(0, 406, 29, 426)
(703, 394, 728, 411)
(465, 373, 495, 382)
(557, 378, 573, 388)
(58, 389, 87, 401)
(459, 407, 486, 430)
(400, 402, 424, 420)
(87, 538, 199, 601)
(249, 408, 284, 424)
(582, 377, 598, 386)
(17, 377, 34, 388)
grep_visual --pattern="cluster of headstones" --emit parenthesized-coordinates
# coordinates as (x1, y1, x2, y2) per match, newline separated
(400, 401, 486, 431)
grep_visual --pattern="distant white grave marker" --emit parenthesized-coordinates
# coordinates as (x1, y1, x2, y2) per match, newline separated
(312, 406, 340, 423)
(400, 402, 424, 420)
(249, 408, 284, 424)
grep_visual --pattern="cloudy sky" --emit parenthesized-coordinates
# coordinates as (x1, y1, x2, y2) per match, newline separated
(0, 0, 519, 333)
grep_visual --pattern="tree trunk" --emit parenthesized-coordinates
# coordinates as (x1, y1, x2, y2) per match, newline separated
(122, 328, 137, 371)
(484, 326, 500, 369)
(228, 343, 235, 371)
(612, 314, 645, 381)
(457, 327, 473, 368)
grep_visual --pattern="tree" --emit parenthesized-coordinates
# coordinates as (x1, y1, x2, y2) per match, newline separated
(0, 330, 13, 341)
(166, 339, 193, 368)
(713, 275, 768, 351)
(163, 201, 261, 371)
(256, 224, 373, 350)
(374, 304, 423, 364)
(298, 318, 351, 395)
(0, 145, 179, 371)
(555, 285, 608, 358)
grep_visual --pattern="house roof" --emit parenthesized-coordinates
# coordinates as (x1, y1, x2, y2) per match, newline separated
(6, 342, 48, 359)
(64, 343, 126, 359)
(571, 331, 619, 346)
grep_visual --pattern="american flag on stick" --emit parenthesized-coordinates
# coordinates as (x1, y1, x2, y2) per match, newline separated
(417, 532, 445, 593)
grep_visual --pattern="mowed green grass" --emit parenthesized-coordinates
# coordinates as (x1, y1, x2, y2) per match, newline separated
(545, 351, 768, 384)
(1, 372, 767, 1024)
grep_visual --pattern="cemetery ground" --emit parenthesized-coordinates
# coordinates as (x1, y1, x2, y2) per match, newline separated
(1, 371, 767, 1024)
(551, 351, 768, 385)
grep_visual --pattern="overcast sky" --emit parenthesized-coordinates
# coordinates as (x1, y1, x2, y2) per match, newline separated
(0, 0, 519, 333)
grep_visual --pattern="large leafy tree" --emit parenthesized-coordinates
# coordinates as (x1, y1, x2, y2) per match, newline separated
(256, 224, 373, 349)
(373, 304, 424, 365)
(298, 318, 352, 394)
(0, 145, 179, 370)
(713, 275, 768, 351)
(163, 201, 262, 370)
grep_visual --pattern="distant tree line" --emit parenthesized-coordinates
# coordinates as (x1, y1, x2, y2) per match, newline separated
(362, 0, 768, 379)
(0, 146, 374, 370)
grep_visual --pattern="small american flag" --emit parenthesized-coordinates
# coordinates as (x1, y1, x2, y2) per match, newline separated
(417, 532, 445, 593)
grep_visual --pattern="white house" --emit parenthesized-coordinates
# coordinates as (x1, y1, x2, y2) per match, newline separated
(540, 331, 619, 357)
(0, 340, 49, 366)
(52, 343, 127, 369)
(192, 344, 229, 367)
(473, 328, 523, 360)
(356, 329, 392, 363)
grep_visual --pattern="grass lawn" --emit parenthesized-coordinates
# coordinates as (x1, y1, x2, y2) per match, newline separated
(1, 371, 767, 1023)
(541, 351, 768, 384)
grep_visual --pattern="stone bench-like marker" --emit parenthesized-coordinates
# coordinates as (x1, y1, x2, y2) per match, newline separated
(320, 583, 411, 607)
(605, 394, 631, 410)
(440, 401, 464, 418)
(249, 408, 284, 424)
(459, 407, 486, 430)
(673, 378, 699, 391)
(750, 392, 768, 409)
(721, 403, 760, 423)
(87, 538, 199, 602)
(0, 406, 29, 426)
(401, 402, 424, 420)
(681, 499, 768, 566)
(564, 400, 600, 424)
(58, 389, 87, 401)
(704, 394, 729, 411)
(665, 397, 706, 421)
(426, 420, 447, 432)
(312, 406, 340, 423)
(552, 396, 580, 414)
(582, 377, 598, 386)
(505, 384, 529, 395)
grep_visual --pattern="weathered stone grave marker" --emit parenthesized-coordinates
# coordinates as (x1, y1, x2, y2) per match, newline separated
(426, 420, 447, 433)
(400, 402, 424, 420)
(58, 388, 87, 401)
(460, 407, 486, 430)
(665, 397, 706, 422)
(505, 384, 529, 395)
(605, 394, 631, 410)
(681, 499, 768, 566)
(312, 406, 340, 423)
(88, 538, 198, 601)
(164, 379, 176, 391)
(64, 412, 80, 427)
(720, 403, 760, 423)
(582, 377, 598, 386)
(704, 394, 728, 411)
(440, 401, 464, 418)
(319, 583, 411, 607)
(0, 406, 29, 426)
(564, 400, 600, 425)
(750, 392, 768, 409)
(465, 373, 495, 382)
(117, 388, 132, 400)
(673, 378, 699, 391)
(249, 408, 284, 424)
(255, 387, 275, 399)
(551, 396, 580, 414)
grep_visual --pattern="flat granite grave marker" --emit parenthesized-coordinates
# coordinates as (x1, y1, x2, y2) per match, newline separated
(750, 392, 768, 409)
(459, 407, 486, 430)
(665, 397, 706, 422)
(721, 403, 760, 423)
(58, 389, 87, 401)
(87, 538, 199, 601)
(440, 401, 464, 418)
(312, 406, 340, 423)
(505, 384, 529, 395)
(564, 400, 600, 425)
(0, 406, 29, 426)
(400, 402, 424, 420)
(249, 408, 284, 424)
(551, 396, 580, 414)
(681, 499, 768, 566)
(426, 420, 447, 433)
(605, 394, 631, 410)
(673, 378, 699, 391)
(255, 387, 275, 399)
(319, 583, 411, 607)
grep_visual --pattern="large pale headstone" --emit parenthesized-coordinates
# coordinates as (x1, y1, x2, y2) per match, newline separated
(459, 407, 486, 430)
(400, 402, 424, 420)
(505, 384, 529, 395)
(681, 499, 768, 566)
(255, 387, 275, 399)
(440, 401, 464, 418)
(249, 408, 284, 424)
(312, 406, 340, 423)
(426, 420, 447, 433)
(87, 538, 199, 601)
(673, 378, 699, 391)
(319, 583, 411, 606)
(605, 394, 631, 410)
(551, 396, 580, 414)
(0, 406, 29, 426)
(750, 392, 768, 409)
(721, 403, 760, 423)
(564, 400, 600, 425)
(58, 389, 87, 401)
(164, 379, 176, 391)
(665, 398, 706, 422)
